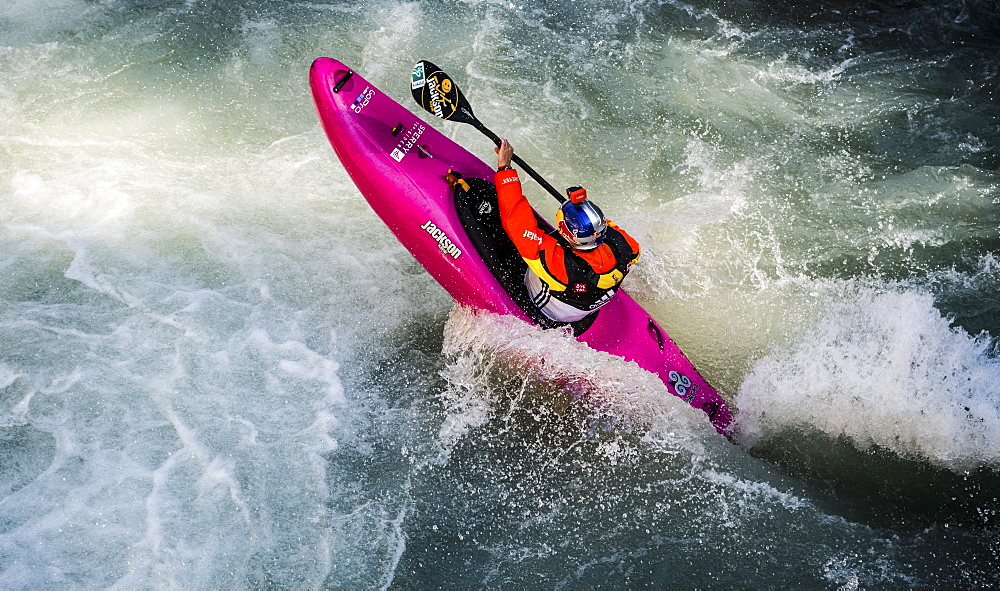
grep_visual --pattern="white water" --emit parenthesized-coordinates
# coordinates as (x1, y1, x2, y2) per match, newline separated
(2, 0, 999, 587)
(736, 286, 1000, 468)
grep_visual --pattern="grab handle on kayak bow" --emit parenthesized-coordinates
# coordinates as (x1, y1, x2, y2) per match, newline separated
(333, 70, 354, 93)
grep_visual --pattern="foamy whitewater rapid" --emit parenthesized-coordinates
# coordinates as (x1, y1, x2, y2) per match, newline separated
(2, 0, 998, 587)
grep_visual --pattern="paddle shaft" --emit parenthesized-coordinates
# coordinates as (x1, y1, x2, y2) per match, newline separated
(472, 121, 566, 204)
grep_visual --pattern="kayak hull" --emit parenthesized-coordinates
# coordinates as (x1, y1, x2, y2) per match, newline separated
(310, 57, 733, 436)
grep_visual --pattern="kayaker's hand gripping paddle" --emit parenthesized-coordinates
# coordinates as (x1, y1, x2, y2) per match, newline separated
(411, 60, 566, 204)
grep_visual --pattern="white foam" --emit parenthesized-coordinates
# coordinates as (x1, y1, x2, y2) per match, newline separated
(433, 306, 717, 464)
(736, 286, 1000, 470)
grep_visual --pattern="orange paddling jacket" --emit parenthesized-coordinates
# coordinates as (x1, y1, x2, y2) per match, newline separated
(494, 168, 641, 322)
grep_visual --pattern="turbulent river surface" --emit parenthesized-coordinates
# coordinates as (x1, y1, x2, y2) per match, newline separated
(2, 0, 999, 587)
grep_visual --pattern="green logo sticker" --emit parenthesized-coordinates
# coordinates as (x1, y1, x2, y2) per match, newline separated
(411, 63, 425, 90)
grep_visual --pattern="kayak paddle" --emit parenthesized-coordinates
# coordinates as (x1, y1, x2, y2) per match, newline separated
(410, 60, 566, 203)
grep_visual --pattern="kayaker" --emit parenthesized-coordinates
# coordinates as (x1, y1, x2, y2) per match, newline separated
(492, 138, 641, 323)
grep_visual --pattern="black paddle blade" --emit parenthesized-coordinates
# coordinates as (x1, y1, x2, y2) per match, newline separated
(411, 60, 478, 125)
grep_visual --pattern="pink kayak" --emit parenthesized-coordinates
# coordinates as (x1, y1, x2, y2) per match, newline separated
(310, 57, 733, 437)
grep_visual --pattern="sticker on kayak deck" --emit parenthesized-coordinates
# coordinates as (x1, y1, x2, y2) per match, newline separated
(411, 63, 425, 89)
(420, 220, 462, 259)
(668, 370, 697, 402)
(351, 86, 375, 114)
(390, 122, 426, 162)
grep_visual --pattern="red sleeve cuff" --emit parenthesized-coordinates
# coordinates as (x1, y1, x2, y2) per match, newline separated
(494, 168, 520, 185)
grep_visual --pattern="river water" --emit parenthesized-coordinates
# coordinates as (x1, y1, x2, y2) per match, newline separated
(2, 0, 998, 587)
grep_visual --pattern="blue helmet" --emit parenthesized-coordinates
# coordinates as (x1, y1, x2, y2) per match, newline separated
(557, 199, 607, 250)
